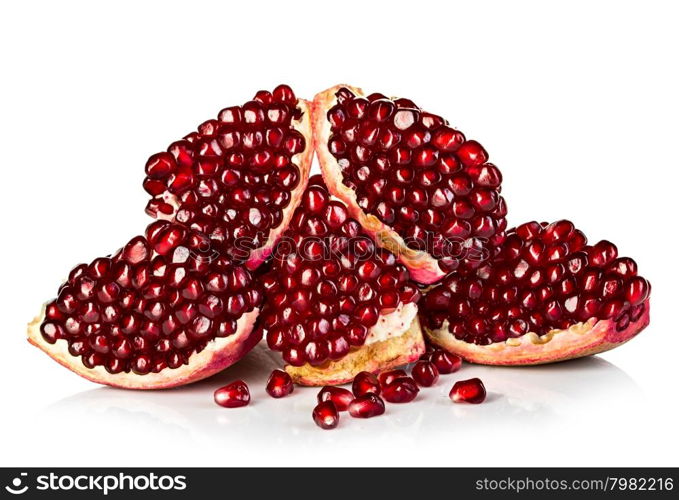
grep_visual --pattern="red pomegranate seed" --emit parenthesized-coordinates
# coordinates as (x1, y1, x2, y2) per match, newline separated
(352, 371, 381, 397)
(411, 360, 440, 387)
(348, 394, 386, 418)
(382, 377, 419, 403)
(317, 386, 354, 411)
(312, 401, 339, 430)
(265, 369, 294, 398)
(431, 351, 462, 374)
(450, 378, 486, 404)
(378, 369, 407, 387)
(214, 380, 250, 408)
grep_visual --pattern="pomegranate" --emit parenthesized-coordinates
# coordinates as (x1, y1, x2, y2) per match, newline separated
(421, 220, 651, 365)
(266, 369, 294, 398)
(260, 176, 425, 386)
(431, 351, 462, 374)
(313, 401, 339, 429)
(378, 369, 407, 387)
(348, 394, 386, 418)
(312, 84, 507, 284)
(352, 371, 381, 397)
(144, 84, 314, 270)
(411, 360, 439, 387)
(317, 386, 354, 411)
(450, 378, 486, 404)
(215, 380, 251, 408)
(382, 377, 419, 403)
(27, 221, 262, 389)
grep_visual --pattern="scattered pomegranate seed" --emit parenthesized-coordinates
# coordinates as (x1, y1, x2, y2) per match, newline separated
(352, 371, 381, 397)
(378, 369, 407, 387)
(348, 394, 386, 418)
(382, 377, 419, 403)
(411, 360, 439, 387)
(313, 401, 339, 429)
(431, 351, 462, 374)
(317, 386, 354, 411)
(449, 378, 486, 404)
(266, 369, 294, 398)
(214, 380, 250, 408)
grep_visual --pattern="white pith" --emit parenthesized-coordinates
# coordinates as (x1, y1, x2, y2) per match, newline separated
(365, 301, 418, 345)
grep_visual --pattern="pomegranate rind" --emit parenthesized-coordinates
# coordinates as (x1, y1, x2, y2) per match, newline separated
(286, 314, 425, 386)
(312, 84, 446, 285)
(27, 307, 261, 390)
(245, 98, 314, 270)
(424, 300, 650, 365)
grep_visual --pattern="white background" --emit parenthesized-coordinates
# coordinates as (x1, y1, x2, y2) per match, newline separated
(1, 0, 678, 467)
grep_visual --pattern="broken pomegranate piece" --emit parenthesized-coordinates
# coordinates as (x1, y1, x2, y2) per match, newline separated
(28, 221, 262, 389)
(313, 84, 507, 284)
(144, 84, 314, 270)
(421, 220, 651, 365)
(260, 176, 425, 386)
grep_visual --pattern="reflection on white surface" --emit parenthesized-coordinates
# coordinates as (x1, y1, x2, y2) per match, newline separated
(39, 345, 642, 466)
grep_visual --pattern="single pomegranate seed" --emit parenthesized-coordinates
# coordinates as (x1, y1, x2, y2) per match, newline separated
(317, 386, 354, 411)
(431, 351, 462, 374)
(382, 377, 419, 403)
(450, 378, 486, 404)
(313, 401, 339, 430)
(348, 394, 386, 418)
(352, 371, 381, 397)
(378, 369, 407, 387)
(411, 360, 440, 387)
(214, 380, 250, 408)
(266, 369, 294, 398)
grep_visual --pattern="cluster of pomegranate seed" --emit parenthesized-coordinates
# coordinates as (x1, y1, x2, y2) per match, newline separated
(325, 87, 507, 272)
(39, 221, 262, 374)
(306, 349, 483, 429)
(421, 220, 651, 344)
(144, 84, 307, 263)
(260, 176, 421, 367)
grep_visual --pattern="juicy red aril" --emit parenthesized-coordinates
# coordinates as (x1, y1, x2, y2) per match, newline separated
(450, 378, 486, 404)
(261, 177, 419, 367)
(143, 85, 308, 264)
(411, 360, 439, 387)
(431, 351, 462, 374)
(214, 380, 251, 408)
(313, 401, 339, 429)
(352, 371, 381, 397)
(266, 369, 294, 398)
(420, 220, 651, 343)
(325, 87, 506, 272)
(39, 221, 261, 375)
(317, 386, 354, 411)
(378, 369, 407, 387)
(348, 394, 386, 418)
(382, 377, 419, 403)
